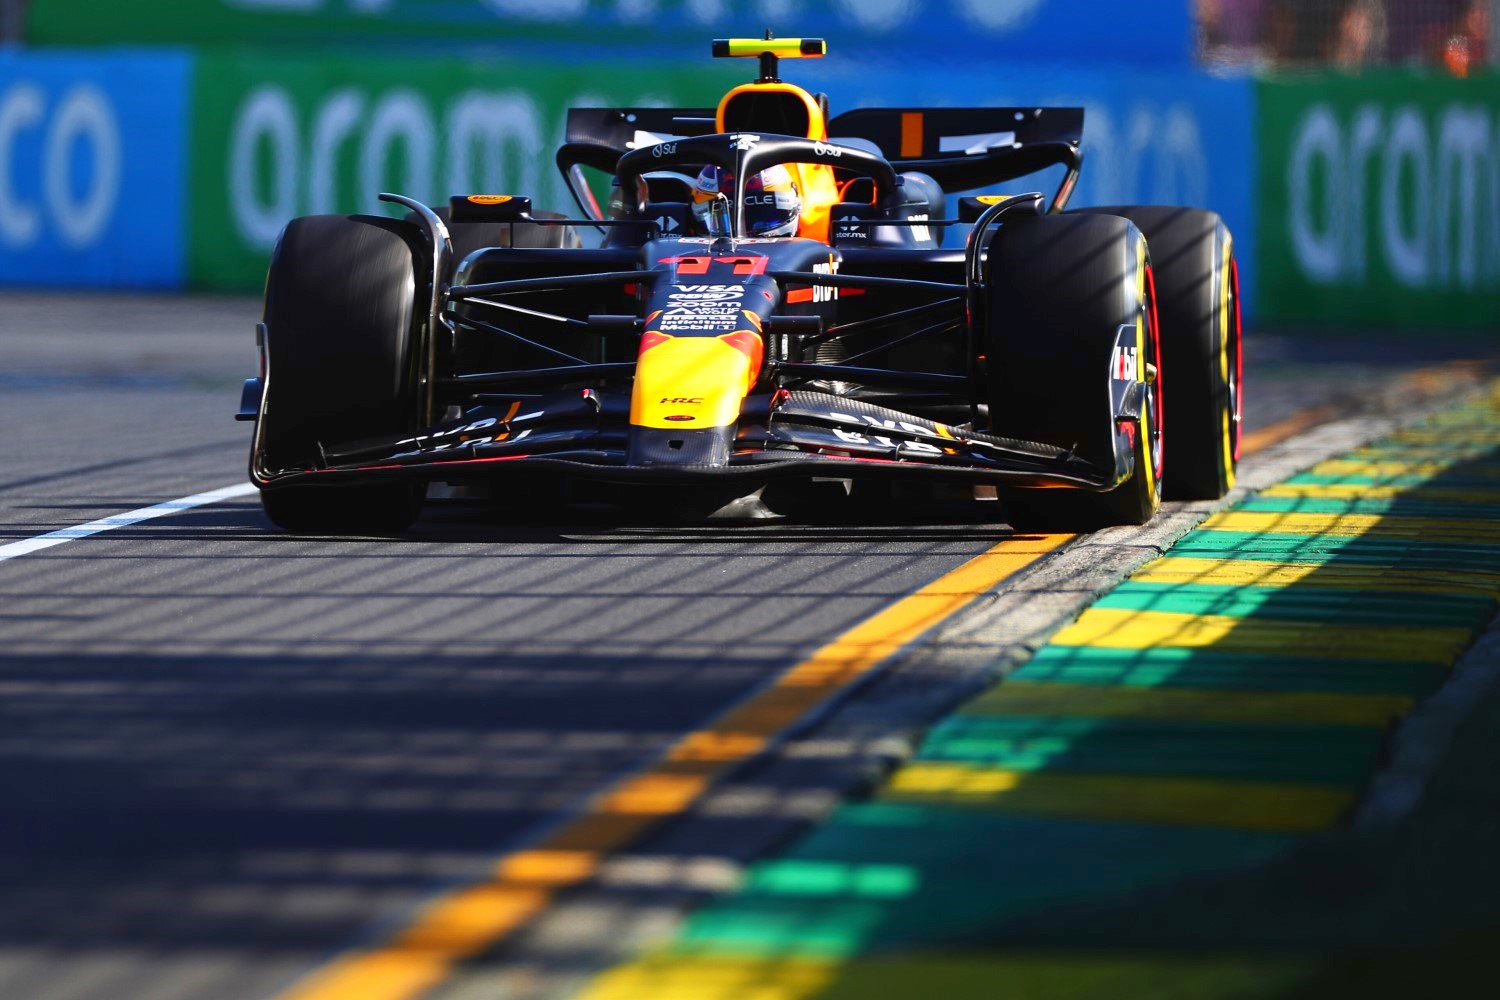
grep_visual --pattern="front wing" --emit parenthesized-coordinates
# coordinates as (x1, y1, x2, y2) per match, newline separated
(252, 390, 1125, 491)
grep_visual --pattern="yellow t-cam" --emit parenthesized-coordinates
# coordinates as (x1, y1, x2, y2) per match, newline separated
(711, 37, 841, 244)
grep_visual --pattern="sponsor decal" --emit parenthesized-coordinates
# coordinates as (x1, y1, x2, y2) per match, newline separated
(1112, 343, 1139, 381)
(812, 140, 843, 158)
(627, 129, 674, 149)
(660, 397, 704, 404)
(731, 132, 761, 151)
(650, 141, 677, 159)
(393, 425, 530, 458)
(828, 411, 945, 454)
(664, 414, 697, 422)
(669, 286, 742, 301)
(809, 260, 839, 303)
(833, 222, 869, 241)
(907, 213, 932, 244)
(660, 282, 746, 332)
(465, 194, 512, 204)
(939, 131, 1018, 155)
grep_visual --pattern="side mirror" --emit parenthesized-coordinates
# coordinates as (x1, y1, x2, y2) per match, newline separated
(450, 195, 533, 223)
(958, 195, 1021, 224)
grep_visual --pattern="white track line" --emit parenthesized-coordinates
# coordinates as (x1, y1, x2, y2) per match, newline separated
(0, 482, 258, 562)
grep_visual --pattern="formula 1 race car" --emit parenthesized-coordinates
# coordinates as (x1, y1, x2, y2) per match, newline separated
(238, 36, 1243, 533)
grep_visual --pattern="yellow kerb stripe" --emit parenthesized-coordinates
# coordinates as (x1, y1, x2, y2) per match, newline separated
(1199, 510, 1500, 542)
(1259, 483, 1500, 504)
(883, 764, 1353, 832)
(1309, 458, 1500, 480)
(577, 955, 838, 1000)
(1049, 607, 1469, 666)
(964, 680, 1412, 727)
(1131, 556, 1500, 595)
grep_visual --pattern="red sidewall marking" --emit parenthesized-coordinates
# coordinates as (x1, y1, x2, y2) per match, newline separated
(1230, 255, 1244, 462)
(1145, 263, 1164, 486)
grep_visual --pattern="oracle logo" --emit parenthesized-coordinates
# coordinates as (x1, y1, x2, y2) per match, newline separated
(227, 84, 543, 250)
(1287, 101, 1499, 289)
(0, 82, 121, 249)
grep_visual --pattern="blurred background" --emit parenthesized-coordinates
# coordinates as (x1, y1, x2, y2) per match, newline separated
(1199, 0, 1490, 73)
(0, 0, 1496, 331)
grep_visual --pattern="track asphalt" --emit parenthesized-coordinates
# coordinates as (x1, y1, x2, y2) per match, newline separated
(0, 293, 1495, 1000)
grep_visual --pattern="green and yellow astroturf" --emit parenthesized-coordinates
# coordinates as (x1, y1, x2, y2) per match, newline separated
(573, 383, 1500, 1000)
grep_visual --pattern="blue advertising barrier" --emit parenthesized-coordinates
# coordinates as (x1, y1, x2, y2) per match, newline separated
(0, 51, 190, 288)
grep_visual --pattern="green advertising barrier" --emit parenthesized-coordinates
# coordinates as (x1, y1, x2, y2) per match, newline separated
(189, 53, 737, 290)
(24, 1, 1194, 67)
(1258, 72, 1500, 329)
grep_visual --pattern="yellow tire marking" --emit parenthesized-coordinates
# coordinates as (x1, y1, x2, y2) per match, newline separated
(1134, 233, 1157, 500)
(1219, 232, 1236, 489)
(272, 534, 1074, 1000)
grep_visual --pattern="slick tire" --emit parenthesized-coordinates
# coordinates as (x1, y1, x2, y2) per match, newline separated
(260, 483, 423, 536)
(256, 213, 425, 535)
(985, 213, 1162, 529)
(1073, 206, 1241, 500)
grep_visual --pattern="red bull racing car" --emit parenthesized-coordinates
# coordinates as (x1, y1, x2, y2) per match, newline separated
(238, 37, 1243, 532)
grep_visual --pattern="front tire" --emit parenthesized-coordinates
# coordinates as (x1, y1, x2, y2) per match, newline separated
(1073, 207, 1241, 500)
(255, 213, 425, 534)
(984, 213, 1162, 529)
(261, 483, 423, 535)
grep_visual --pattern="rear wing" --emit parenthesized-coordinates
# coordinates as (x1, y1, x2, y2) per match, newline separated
(826, 107, 1083, 196)
(556, 104, 1084, 219)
